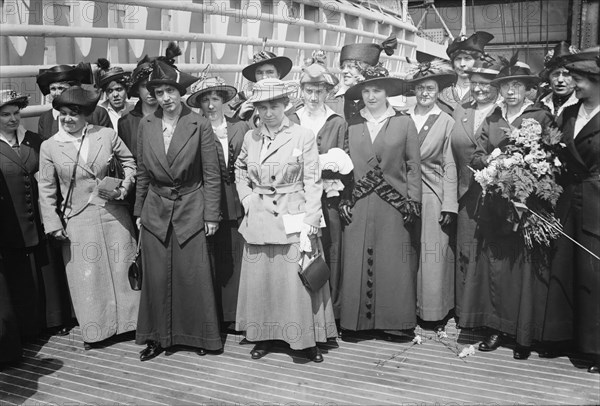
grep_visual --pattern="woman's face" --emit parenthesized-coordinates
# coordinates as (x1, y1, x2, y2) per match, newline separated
(453, 53, 476, 78)
(105, 80, 127, 111)
(361, 85, 387, 112)
(255, 64, 279, 82)
(59, 106, 87, 134)
(470, 74, 498, 105)
(571, 72, 598, 102)
(301, 83, 328, 111)
(415, 79, 439, 108)
(549, 67, 575, 97)
(199, 91, 224, 121)
(499, 80, 528, 107)
(0, 104, 21, 135)
(138, 79, 157, 106)
(255, 99, 286, 129)
(154, 84, 182, 114)
(341, 60, 364, 87)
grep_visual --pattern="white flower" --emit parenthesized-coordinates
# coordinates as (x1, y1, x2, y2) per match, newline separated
(553, 157, 562, 167)
(412, 335, 422, 345)
(436, 330, 448, 339)
(489, 148, 502, 161)
(458, 345, 476, 358)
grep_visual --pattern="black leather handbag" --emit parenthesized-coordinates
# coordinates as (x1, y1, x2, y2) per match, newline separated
(128, 236, 142, 291)
(107, 153, 125, 179)
(299, 250, 330, 292)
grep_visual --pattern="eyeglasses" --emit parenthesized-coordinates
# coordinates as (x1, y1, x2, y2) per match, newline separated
(415, 85, 438, 94)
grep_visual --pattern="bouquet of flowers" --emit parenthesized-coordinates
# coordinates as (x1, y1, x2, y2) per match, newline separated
(473, 118, 565, 248)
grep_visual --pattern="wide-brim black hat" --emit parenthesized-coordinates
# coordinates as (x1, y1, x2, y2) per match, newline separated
(96, 58, 130, 90)
(562, 46, 600, 76)
(52, 86, 101, 112)
(408, 72, 457, 91)
(464, 61, 503, 81)
(36, 63, 93, 96)
(242, 52, 293, 82)
(186, 77, 238, 108)
(491, 61, 542, 86)
(340, 34, 398, 66)
(146, 60, 198, 96)
(345, 77, 409, 100)
(446, 31, 494, 59)
(540, 41, 580, 80)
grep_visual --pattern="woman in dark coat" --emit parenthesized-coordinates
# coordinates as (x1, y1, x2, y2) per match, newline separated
(0, 90, 41, 359)
(339, 66, 422, 333)
(293, 61, 348, 320)
(450, 62, 500, 323)
(134, 60, 223, 361)
(186, 77, 250, 326)
(469, 59, 556, 359)
(556, 47, 600, 373)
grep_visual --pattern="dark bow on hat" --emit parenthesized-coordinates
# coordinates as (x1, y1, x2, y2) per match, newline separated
(379, 34, 398, 56)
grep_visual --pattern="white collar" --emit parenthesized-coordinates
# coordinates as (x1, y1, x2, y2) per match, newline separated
(360, 104, 396, 124)
(296, 104, 337, 121)
(0, 125, 27, 146)
(54, 124, 93, 142)
(100, 99, 130, 116)
(211, 117, 227, 131)
(407, 103, 442, 118)
(52, 108, 60, 120)
(578, 103, 600, 120)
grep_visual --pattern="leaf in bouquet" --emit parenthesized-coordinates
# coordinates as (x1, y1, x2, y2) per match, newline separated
(541, 126, 564, 146)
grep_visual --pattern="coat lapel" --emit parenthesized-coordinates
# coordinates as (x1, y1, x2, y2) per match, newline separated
(166, 107, 197, 166)
(418, 114, 440, 146)
(574, 111, 600, 145)
(460, 106, 478, 146)
(146, 112, 172, 178)
(260, 126, 294, 164)
(561, 106, 587, 169)
(0, 142, 26, 169)
(85, 131, 104, 174)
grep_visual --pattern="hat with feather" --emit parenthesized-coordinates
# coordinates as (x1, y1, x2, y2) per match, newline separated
(539, 41, 580, 80)
(299, 50, 339, 88)
(96, 58, 130, 91)
(340, 34, 398, 66)
(345, 63, 409, 100)
(406, 59, 458, 91)
(128, 42, 182, 98)
(446, 31, 494, 60)
(491, 52, 541, 86)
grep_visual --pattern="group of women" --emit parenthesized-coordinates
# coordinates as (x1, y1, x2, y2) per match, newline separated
(1, 34, 598, 372)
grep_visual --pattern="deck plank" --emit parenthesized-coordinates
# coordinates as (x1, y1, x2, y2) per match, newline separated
(0, 322, 598, 405)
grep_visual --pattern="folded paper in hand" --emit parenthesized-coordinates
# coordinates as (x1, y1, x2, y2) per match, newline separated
(282, 212, 326, 234)
(88, 176, 122, 206)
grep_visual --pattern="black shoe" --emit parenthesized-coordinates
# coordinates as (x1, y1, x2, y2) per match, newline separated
(140, 342, 164, 361)
(55, 327, 70, 336)
(588, 364, 599, 373)
(513, 346, 531, 360)
(538, 349, 562, 359)
(479, 334, 502, 352)
(305, 346, 324, 363)
(196, 348, 207, 356)
(83, 342, 93, 351)
(250, 341, 272, 360)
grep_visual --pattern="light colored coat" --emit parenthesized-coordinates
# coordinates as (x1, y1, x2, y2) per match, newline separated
(38, 125, 135, 233)
(235, 117, 323, 245)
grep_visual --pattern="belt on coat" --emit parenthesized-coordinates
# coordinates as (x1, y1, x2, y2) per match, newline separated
(252, 182, 303, 195)
(150, 182, 202, 200)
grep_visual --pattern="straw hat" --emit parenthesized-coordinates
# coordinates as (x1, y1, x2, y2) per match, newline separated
(242, 51, 293, 82)
(406, 59, 458, 90)
(0, 90, 29, 110)
(186, 77, 238, 108)
(246, 79, 298, 104)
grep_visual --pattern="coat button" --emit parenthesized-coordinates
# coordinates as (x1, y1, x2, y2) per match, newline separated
(367, 247, 373, 255)
(367, 268, 373, 276)
(273, 200, 277, 205)
(273, 212, 279, 217)
(269, 186, 276, 192)
(271, 175, 276, 180)
(424, 125, 429, 131)
(367, 279, 373, 288)
(366, 311, 372, 319)
(367, 258, 373, 266)
(366, 291, 373, 298)
(365, 301, 372, 309)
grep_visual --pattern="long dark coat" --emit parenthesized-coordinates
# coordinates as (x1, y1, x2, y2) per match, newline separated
(211, 117, 249, 323)
(37, 106, 112, 140)
(134, 105, 223, 350)
(451, 102, 493, 322)
(467, 104, 556, 346)
(0, 260, 21, 363)
(0, 130, 70, 332)
(556, 103, 600, 355)
(117, 100, 144, 159)
(340, 111, 422, 331)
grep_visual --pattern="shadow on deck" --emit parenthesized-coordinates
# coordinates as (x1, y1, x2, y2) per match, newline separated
(1, 320, 598, 405)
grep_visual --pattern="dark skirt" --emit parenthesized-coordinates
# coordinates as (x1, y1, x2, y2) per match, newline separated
(136, 225, 222, 350)
(0, 260, 22, 363)
(321, 196, 343, 319)
(210, 220, 244, 324)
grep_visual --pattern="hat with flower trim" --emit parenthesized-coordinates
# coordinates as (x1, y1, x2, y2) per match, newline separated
(345, 64, 409, 100)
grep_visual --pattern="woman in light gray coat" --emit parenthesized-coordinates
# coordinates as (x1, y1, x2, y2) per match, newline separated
(38, 86, 139, 349)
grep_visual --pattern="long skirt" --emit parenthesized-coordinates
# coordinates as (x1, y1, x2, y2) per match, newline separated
(136, 225, 222, 350)
(465, 196, 550, 347)
(455, 186, 481, 323)
(321, 196, 343, 319)
(41, 239, 74, 329)
(0, 260, 22, 363)
(210, 220, 244, 323)
(340, 192, 419, 331)
(62, 203, 139, 343)
(417, 189, 455, 321)
(235, 242, 338, 350)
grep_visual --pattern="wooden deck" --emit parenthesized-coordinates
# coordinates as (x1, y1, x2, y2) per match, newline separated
(1, 320, 599, 405)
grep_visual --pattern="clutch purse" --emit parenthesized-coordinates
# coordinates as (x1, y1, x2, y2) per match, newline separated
(107, 154, 125, 179)
(299, 252, 330, 292)
(128, 236, 142, 291)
